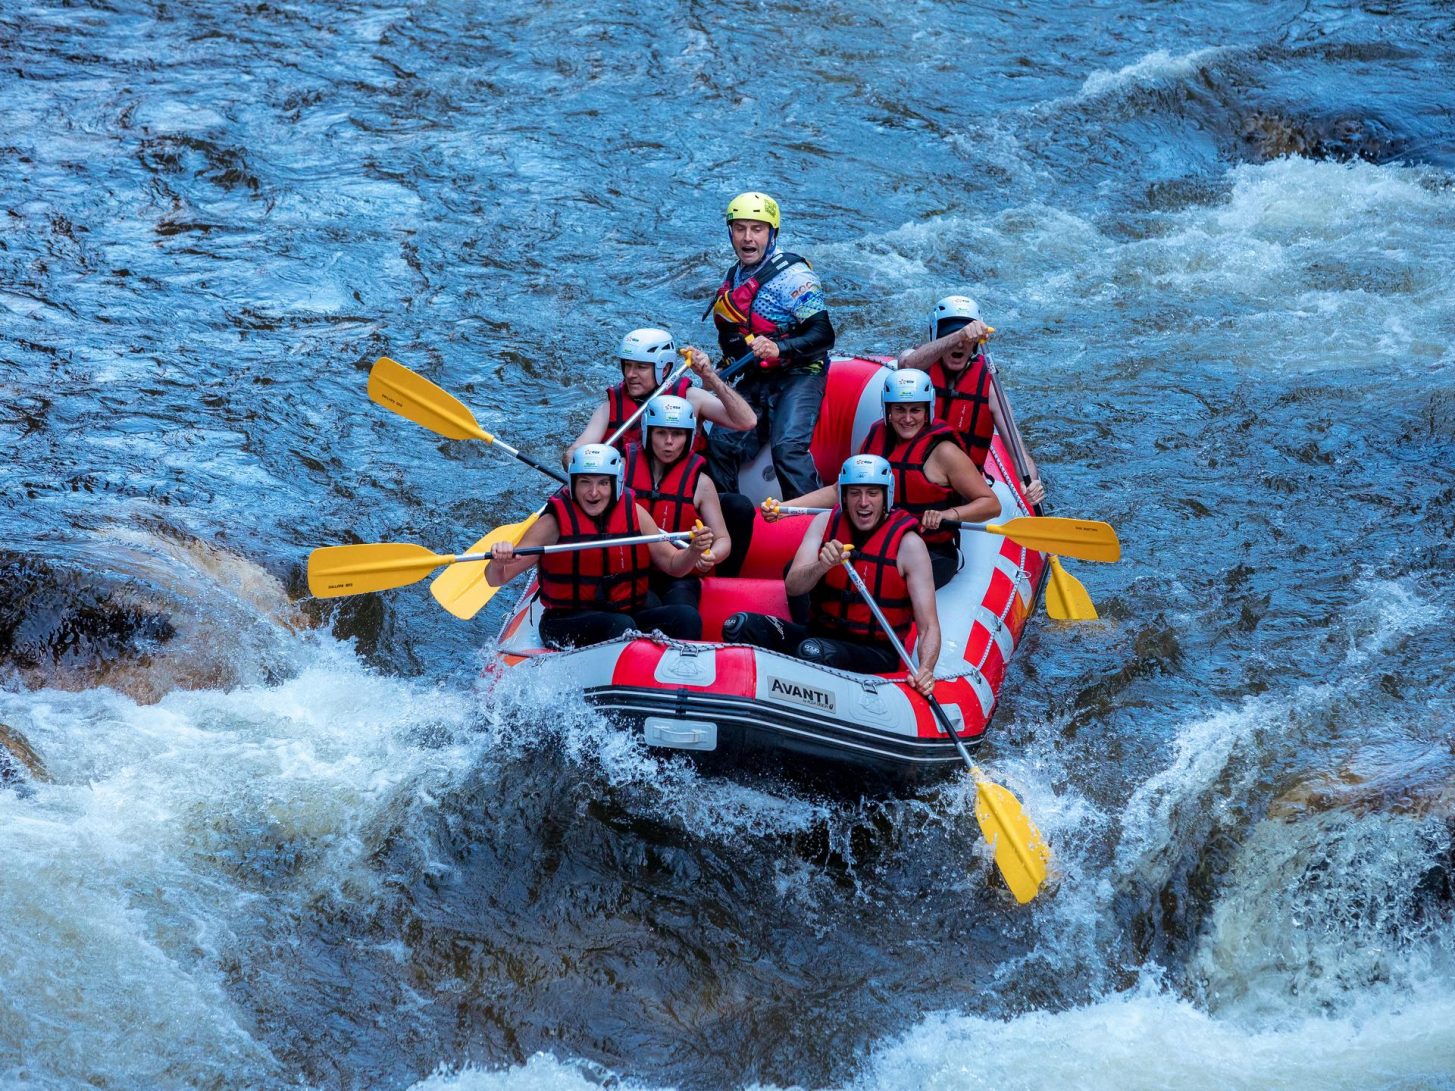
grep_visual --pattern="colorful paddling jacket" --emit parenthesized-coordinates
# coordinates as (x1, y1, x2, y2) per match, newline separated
(860, 420, 965, 549)
(538, 488, 652, 613)
(929, 354, 995, 469)
(811, 507, 920, 648)
(712, 251, 826, 341)
(622, 443, 704, 533)
(603, 377, 691, 452)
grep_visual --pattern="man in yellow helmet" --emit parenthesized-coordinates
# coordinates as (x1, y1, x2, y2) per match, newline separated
(704, 191, 835, 499)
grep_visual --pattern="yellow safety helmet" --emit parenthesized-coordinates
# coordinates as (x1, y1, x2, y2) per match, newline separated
(725, 191, 780, 230)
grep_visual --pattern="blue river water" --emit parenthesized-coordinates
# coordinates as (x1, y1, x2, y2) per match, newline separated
(3, 1, 1455, 1088)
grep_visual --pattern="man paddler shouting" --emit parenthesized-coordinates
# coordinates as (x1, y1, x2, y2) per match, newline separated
(704, 191, 835, 499)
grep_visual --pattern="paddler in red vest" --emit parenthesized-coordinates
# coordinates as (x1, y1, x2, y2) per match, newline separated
(564, 330, 756, 465)
(487, 443, 715, 649)
(622, 394, 744, 605)
(705, 192, 835, 499)
(898, 295, 1045, 505)
(722, 455, 940, 694)
(768, 369, 1001, 588)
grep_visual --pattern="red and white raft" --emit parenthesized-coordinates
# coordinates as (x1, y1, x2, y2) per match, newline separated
(491, 357, 1047, 791)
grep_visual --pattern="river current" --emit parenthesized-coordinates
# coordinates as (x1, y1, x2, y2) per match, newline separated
(3, 1, 1454, 1088)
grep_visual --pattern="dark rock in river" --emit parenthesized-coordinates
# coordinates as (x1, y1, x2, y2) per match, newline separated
(1240, 109, 1401, 164)
(0, 721, 49, 787)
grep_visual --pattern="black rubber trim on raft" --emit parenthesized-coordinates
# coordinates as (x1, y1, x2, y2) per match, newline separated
(584, 685, 985, 767)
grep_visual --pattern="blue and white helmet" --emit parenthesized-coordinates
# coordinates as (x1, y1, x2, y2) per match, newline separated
(881, 368, 935, 409)
(568, 443, 625, 501)
(929, 294, 980, 341)
(837, 454, 895, 512)
(641, 394, 697, 449)
(617, 327, 677, 378)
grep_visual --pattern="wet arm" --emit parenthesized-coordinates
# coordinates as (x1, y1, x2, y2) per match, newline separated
(784, 513, 833, 597)
(564, 403, 610, 467)
(643, 508, 710, 577)
(485, 514, 558, 587)
(689, 383, 757, 432)
(937, 443, 1001, 524)
(694, 478, 732, 566)
(901, 535, 941, 678)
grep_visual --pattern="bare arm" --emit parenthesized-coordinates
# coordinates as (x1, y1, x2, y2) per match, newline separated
(919, 441, 1001, 530)
(564, 403, 610, 467)
(642, 507, 713, 577)
(898, 320, 992, 372)
(763, 482, 836, 521)
(784, 512, 839, 597)
(684, 348, 757, 431)
(989, 386, 1047, 506)
(899, 534, 941, 694)
(486, 513, 559, 586)
(693, 476, 732, 567)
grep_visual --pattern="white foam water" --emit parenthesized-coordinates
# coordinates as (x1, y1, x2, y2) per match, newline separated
(1078, 47, 1229, 100)
(407, 980, 1455, 1091)
(841, 155, 1455, 385)
(0, 638, 481, 1088)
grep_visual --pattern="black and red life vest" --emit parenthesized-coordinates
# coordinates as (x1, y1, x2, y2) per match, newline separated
(708, 250, 808, 341)
(811, 507, 920, 648)
(860, 420, 965, 549)
(622, 443, 704, 533)
(537, 488, 652, 613)
(603, 376, 691, 452)
(929, 355, 995, 469)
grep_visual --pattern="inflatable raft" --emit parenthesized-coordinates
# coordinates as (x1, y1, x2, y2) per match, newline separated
(491, 357, 1047, 791)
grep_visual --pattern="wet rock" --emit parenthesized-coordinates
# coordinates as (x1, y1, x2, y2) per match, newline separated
(1239, 109, 1400, 164)
(0, 551, 176, 673)
(0, 530, 310, 703)
(0, 721, 49, 786)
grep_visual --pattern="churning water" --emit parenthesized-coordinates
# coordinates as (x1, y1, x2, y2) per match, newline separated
(3, 1, 1454, 1087)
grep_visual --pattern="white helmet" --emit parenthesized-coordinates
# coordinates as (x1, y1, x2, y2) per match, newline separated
(617, 327, 677, 378)
(641, 394, 697, 450)
(837, 454, 895, 512)
(929, 295, 980, 342)
(881, 368, 935, 408)
(567, 443, 625, 501)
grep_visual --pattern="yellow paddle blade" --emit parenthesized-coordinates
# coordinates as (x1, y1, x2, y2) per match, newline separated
(368, 357, 491, 443)
(972, 770, 1051, 904)
(988, 516, 1121, 563)
(429, 510, 541, 620)
(1045, 555, 1098, 621)
(307, 542, 450, 598)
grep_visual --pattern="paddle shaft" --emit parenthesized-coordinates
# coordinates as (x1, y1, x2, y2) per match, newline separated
(718, 342, 769, 383)
(370, 357, 569, 485)
(985, 359, 1041, 516)
(492, 438, 568, 485)
(605, 358, 694, 447)
(836, 559, 979, 771)
(478, 530, 692, 562)
(987, 357, 1099, 619)
(775, 505, 1009, 533)
(602, 344, 755, 454)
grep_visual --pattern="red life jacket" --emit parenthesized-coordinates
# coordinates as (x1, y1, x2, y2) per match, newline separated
(810, 507, 920, 648)
(537, 488, 652, 613)
(603, 376, 691, 452)
(622, 443, 704, 533)
(929, 355, 995, 469)
(708, 250, 807, 341)
(860, 420, 965, 549)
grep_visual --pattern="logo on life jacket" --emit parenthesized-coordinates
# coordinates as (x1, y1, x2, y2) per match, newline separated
(768, 676, 836, 712)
